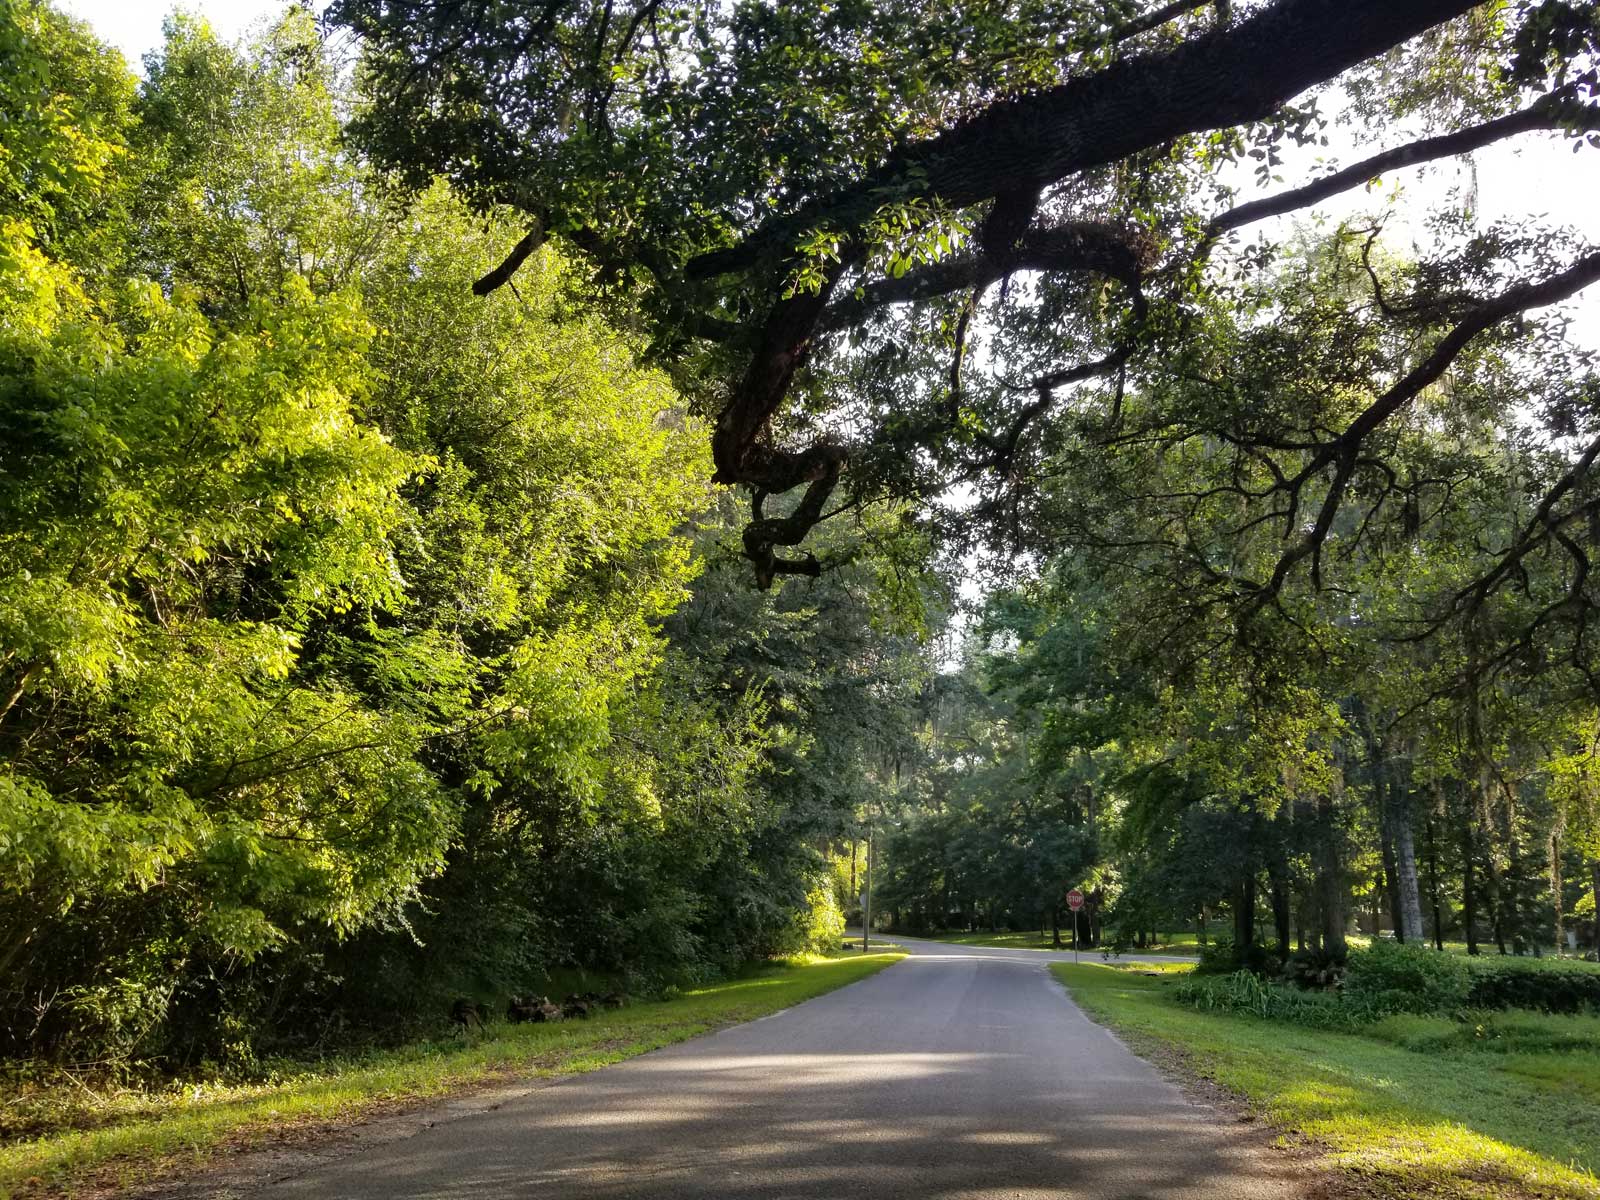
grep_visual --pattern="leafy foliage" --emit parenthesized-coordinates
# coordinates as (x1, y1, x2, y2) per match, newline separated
(1, 5, 941, 1070)
(1464, 956, 1600, 1013)
(1344, 942, 1473, 1015)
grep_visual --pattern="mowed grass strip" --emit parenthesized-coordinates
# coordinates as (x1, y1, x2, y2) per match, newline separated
(1052, 962, 1600, 1200)
(1, 951, 903, 1199)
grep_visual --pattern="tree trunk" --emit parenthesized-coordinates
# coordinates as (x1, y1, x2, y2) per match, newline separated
(1268, 856, 1292, 961)
(1234, 875, 1257, 960)
(1550, 829, 1563, 958)
(1390, 786, 1426, 944)
(1495, 776, 1519, 955)
(1591, 860, 1600, 955)
(1361, 712, 1425, 944)
(1462, 809, 1479, 956)
(1314, 782, 1348, 961)
(1380, 836, 1401, 942)
(1485, 858, 1508, 955)
(1051, 905, 1061, 949)
(1426, 812, 1445, 951)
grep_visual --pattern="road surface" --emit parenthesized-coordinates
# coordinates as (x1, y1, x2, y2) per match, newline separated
(253, 939, 1298, 1199)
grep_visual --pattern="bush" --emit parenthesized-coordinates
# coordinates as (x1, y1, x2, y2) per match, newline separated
(1464, 957, 1600, 1014)
(1174, 971, 1360, 1029)
(1196, 934, 1236, 974)
(767, 875, 846, 957)
(1175, 946, 1600, 1033)
(1342, 942, 1471, 1015)
(1195, 932, 1271, 975)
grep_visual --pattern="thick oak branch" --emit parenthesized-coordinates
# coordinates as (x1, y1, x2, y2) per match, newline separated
(687, 0, 1479, 280)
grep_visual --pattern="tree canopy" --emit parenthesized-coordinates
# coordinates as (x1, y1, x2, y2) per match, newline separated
(333, 0, 1600, 607)
(0, 2, 938, 1067)
(5, 0, 1600, 1094)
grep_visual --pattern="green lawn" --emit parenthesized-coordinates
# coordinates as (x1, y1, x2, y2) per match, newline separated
(0, 951, 902, 1200)
(1053, 962, 1600, 1200)
(903, 928, 1202, 955)
(912, 926, 1589, 960)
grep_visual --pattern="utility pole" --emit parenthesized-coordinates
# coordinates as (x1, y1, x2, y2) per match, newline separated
(862, 821, 874, 954)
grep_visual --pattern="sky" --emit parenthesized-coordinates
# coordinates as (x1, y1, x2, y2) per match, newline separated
(59, 0, 303, 67)
(59, 0, 1600, 352)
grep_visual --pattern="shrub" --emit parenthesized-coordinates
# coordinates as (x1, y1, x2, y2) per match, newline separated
(1342, 942, 1471, 1015)
(781, 876, 846, 956)
(1195, 933, 1235, 974)
(1464, 957, 1600, 1014)
(1174, 971, 1363, 1029)
(1195, 932, 1271, 975)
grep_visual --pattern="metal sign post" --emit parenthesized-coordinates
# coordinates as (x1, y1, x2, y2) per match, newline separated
(862, 824, 874, 955)
(1067, 888, 1085, 965)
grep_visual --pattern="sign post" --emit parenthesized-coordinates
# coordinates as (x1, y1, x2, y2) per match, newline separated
(1066, 888, 1085, 965)
(862, 823, 874, 954)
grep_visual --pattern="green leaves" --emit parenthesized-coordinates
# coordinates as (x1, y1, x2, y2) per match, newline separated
(1, 0, 951, 1066)
(862, 198, 971, 281)
(0, 2, 132, 267)
(0, 215, 446, 964)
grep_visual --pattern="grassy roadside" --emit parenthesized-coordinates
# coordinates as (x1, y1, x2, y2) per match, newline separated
(1052, 962, 1600, 1200)
(1, 951, 903, 1199)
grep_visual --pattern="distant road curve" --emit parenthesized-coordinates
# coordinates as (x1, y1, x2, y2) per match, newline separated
(867, 929, 1201, 966)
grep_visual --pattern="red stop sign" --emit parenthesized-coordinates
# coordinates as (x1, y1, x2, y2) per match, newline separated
(1066, 888, 1084, 911)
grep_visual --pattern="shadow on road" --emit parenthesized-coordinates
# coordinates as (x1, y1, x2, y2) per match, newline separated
(262, 954, 1301, 1199)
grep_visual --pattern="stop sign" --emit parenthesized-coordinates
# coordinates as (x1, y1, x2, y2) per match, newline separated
(1066, 888, 1084, 911)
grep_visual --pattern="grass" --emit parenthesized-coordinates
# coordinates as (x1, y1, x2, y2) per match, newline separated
(0, 950, 902, 1199)
(911, 924, 1596, 960)
(902, 928, 1202, 955)
(1052, 961, 1600, 1199)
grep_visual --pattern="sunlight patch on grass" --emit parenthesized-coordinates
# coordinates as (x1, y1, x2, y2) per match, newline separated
(1053, 962, 1600, 1200)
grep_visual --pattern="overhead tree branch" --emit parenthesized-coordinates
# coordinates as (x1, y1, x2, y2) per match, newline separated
(1104, 0, 1215, 46)
(685, 0, 1480, 281)
(472, 220, 545, 295)
(1250, 248, 1600, 606)
(821, 221, 1151, 329)
(1203, 90, 1599, 244)
(696, 0, 1483, 584)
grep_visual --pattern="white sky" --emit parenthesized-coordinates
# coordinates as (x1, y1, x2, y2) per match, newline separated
(62, 0, 1600, 352)
(59, 0, 302, 68)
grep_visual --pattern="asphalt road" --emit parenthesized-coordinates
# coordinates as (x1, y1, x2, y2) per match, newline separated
(257, 939, 1298, 1199)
